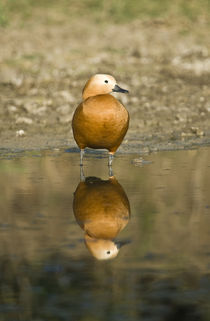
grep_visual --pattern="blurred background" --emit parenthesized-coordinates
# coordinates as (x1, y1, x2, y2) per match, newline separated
(0, 0, 210, 150)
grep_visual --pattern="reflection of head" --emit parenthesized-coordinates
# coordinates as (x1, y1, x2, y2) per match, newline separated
(85, 234, 119, 260)
(73, 176, 130, 260)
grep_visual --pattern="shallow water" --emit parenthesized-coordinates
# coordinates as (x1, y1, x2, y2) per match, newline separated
(0, 147, 210, 321)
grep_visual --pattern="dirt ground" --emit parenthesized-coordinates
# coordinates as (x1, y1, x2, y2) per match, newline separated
(1, 10, 210, 154)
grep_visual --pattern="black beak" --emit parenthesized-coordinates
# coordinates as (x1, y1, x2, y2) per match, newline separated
(112, 84, 129, 94)
(115, 239, 131, 249)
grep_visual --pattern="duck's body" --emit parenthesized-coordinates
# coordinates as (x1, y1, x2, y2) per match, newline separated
(73, 176, 130, 239)
(72, 74, 129, 165)
(72, 94, 129, 153)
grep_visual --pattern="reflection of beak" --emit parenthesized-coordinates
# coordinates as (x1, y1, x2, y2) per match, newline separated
(112, 84, 129, 94)
(115, 239, 131, 249)
(84, 235, 120, 260)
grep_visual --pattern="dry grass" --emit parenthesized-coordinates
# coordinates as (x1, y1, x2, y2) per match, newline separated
(1, 0, 210, 26)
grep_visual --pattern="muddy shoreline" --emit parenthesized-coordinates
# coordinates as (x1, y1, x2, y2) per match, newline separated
(1, 14, 210, 155)
(1, 130, 210, 157)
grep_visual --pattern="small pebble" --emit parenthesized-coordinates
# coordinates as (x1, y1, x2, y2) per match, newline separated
(8, 105, 18, 113)
(16, 129, 25, 137)
(181, 132, 193, 138)
(57, 104, 71, 115)
(191, 127, 205, 136)
(132, 158, 144, 165)
(132, 158, 152, 166)
(59, 115, 72, 123)
(16, 117, 33, 125)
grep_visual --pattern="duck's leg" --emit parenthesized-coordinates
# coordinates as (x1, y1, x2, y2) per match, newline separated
(80, 165, 85, 182)
(80, 149, 85, 166)
(108, 152, 115, 176)
(108, 166, 114, 177)
(108, 152, 114, 167)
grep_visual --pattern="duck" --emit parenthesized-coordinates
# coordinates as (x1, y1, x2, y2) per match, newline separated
(73, 174, 130, 260)
(72, 74, 129, 166)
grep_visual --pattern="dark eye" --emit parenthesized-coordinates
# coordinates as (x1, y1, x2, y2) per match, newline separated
(105, 80, 108, 83)
(107, 251, 110, 254)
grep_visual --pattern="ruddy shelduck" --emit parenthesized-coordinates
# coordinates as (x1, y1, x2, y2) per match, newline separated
(72, 74, 129, 166)
(73, 175, 130, 260)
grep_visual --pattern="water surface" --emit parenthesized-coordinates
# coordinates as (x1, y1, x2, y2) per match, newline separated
(0, 148, 210, 321)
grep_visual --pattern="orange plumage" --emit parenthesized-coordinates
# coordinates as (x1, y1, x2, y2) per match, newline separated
(72, 74, 129, 166)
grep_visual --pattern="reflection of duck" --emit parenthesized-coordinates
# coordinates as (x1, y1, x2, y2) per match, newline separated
(73, 174, 130, 260)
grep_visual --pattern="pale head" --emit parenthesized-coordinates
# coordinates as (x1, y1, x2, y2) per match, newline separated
(82, 74, 128, 100)
(85, 234, 119, 260)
